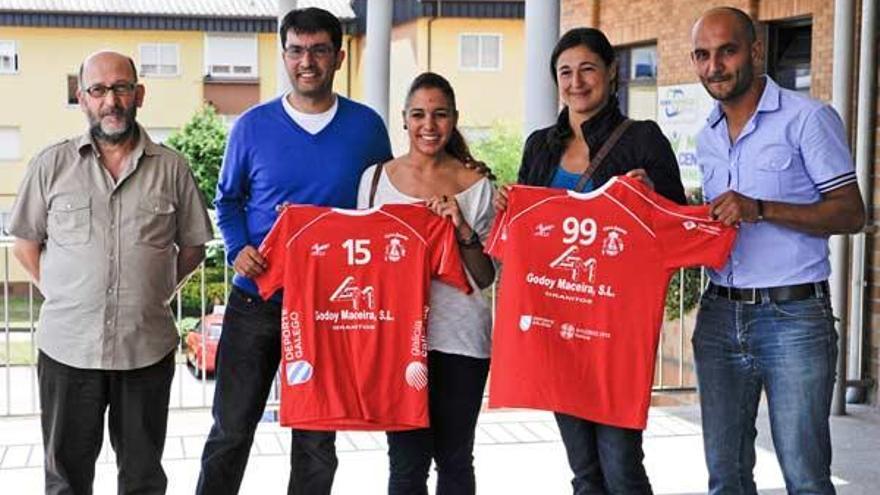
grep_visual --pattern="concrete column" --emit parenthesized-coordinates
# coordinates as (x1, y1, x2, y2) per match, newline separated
(277, 0, 298, 96)
(847, 0, 877, 402)
(523, 0, 560, 136)
(364, 0, 393, 125)
(830, 0, 855, 416)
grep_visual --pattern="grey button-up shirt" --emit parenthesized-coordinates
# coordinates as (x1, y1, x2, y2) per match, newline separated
(8, 127, 214, 370)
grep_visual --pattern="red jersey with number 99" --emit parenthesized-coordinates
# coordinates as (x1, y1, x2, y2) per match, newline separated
(485, 176, 736, 429)
(255, 203, 471, 430)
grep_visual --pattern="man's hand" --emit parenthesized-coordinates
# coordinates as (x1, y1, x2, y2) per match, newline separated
(710, 191, 760, 226)
(625, 169, 654, 190)
(233, 245, 267, 279)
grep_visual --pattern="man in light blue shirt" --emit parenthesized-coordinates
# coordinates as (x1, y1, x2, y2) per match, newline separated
(690, 7, 864, 495)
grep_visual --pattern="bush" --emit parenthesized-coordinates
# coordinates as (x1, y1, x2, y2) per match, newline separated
(665, 267, 704, 321)
(165, 105, 228, 205)
(470, 123, 523, 186)
(177, 265, 233, 317)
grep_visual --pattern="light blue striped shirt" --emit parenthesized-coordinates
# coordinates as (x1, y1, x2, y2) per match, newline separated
(697, 76, 856, 288)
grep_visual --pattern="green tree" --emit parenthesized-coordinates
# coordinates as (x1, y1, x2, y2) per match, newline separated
(470, 123, 523, 185)
(166, 105, 227, 205)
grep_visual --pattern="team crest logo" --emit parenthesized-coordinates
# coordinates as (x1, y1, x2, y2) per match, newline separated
(549, 246, 597, 283)
(329, 276, 375, 310)
(405, 361, 428, 390)
(286, 360, 313, 385)
(682, 221, 697, 231)
(310, 243, 330, 257)
(384, 233, 408, 262)
(560, 323, 576, 340)
(601, 227, 627, 257)
(519, 315, 533, 332)
(533, 223, 554, 237)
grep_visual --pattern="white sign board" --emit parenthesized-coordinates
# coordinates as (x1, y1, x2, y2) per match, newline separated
(656, 84, 716, 189)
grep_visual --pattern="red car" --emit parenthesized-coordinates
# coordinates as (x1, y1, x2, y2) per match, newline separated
(185, 306, 225, 377)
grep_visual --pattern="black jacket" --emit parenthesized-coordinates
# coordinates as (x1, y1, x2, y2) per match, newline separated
(517, 98, 687, 204)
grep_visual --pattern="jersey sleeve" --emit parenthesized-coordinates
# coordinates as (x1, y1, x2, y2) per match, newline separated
(652, 199, 737, 271)
(254, 208, 291, 300)
(483, 188, 515, 261)
(427, 214, 473, 295)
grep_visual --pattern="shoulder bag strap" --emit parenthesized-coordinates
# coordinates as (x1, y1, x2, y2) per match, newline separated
(574, 118, 635, 192)
(368, 162, 385, 208)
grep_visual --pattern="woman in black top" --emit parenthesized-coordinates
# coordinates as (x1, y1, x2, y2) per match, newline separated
(497, 28, 685, 495)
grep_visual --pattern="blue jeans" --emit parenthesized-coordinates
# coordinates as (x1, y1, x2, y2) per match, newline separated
(197, 287, 337, 495)
(387, 351, 490, 495)
(554, 413, 652, 494)
(693, 289, 837, 495)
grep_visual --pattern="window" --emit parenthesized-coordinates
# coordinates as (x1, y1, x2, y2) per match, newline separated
(0, 127, 22, 161)
(768, 20, 812, 94)
(205, 34, 258, 78)
(616, 44, 658, 120)
(459, 34, 502, 71)
(139, 43, 179, 76)
(67, 74, 78, 105)
(0, 40, 18, 74)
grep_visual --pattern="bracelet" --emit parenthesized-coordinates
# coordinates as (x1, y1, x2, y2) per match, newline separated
(457, 230, 481, 248)
(756, 198, 765, 221)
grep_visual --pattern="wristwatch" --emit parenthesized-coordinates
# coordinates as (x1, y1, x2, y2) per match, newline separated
(457, 229, 481, 248)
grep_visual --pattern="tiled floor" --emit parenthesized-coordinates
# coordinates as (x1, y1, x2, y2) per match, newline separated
(1, 404, 878, 494)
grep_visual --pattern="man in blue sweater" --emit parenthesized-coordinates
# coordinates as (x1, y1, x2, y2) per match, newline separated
(197, 8, 392, 495)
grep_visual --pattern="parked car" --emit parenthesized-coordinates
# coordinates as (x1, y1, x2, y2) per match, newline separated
(185, 306, 225, 377)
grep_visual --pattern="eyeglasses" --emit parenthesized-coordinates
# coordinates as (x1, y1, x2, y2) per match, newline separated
(83, 82, 137, 99)
(284, 44, 335, 60)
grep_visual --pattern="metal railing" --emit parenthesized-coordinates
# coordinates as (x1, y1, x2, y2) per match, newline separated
(1, 236, 702, 417)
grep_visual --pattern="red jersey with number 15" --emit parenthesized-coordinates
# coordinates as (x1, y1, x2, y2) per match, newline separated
(485, 176, 736, 429)
(255, 203, 471, 431)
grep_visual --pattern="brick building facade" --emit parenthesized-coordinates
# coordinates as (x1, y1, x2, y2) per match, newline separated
(561, 0, 880, 407)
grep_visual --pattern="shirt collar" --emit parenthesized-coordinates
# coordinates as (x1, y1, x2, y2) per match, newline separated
(706, 75, 781, 128)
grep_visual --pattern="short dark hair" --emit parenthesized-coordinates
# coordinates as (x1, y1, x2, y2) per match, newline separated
(78, 56, 138, 89)
(550, 28, 616, 85)
(279, 7, 343, 51)
(712, 6, 757, 44)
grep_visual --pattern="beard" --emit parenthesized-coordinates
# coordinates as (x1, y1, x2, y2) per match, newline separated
(88, 103, 138, 145)
(702, 63, 754, 103)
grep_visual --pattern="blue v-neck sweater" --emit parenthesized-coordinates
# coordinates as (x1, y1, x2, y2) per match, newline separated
(215, 96, 392, 297)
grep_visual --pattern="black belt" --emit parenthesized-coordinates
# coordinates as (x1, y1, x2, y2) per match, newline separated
(706, 281, 828, 304)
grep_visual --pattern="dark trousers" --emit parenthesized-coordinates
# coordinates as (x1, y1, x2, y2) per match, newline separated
(39, 350, 175, 495)
(555, 413, 653, 495)
(197, 287, 337, 495)
(387, 350, 490, 495)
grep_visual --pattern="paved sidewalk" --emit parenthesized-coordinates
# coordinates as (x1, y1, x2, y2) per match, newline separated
(1, 403, 878, 494)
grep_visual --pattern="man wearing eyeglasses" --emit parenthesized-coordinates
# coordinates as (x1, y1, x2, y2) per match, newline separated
(8, 51, 213, 494)
(197, 7, 392, 495)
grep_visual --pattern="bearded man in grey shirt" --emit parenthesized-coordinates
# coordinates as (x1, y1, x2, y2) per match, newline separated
(8, 51, 213, 494)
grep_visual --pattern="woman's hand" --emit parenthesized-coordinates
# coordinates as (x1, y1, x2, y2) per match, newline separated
(427, 195, 473, 240)
(493, 185, 511, 213)
(625, 169, 654, 190)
